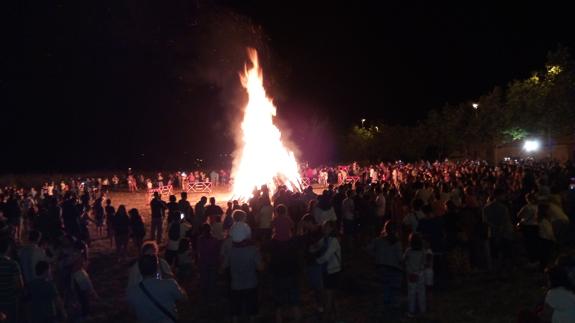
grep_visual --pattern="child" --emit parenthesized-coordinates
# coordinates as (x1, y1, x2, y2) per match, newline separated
(404, 233, 427, 318)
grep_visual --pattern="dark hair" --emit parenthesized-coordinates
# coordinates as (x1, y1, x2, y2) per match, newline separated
(128, 208, 139, 217)
(537, 203, 550, 221)
(445, 200, 456, 211)
(232, 209, 247, 222)
(200, 223, 211, 236)
(209, 197, 216, 204)
(169, 195, 176, 202)
(261, 194, 271, 206)
(138, 255, 159, 277)
(546, 265, 574, 292)
(412, 199, 424, 211)
(28, 230, 41, 243)
(35, 261, 50, 276)
(180, 192, 187, 199)
(382, 220, 399, 244)
(0, 239, 11, 254)
(275, 204, 287, 217)
(409, 233, 423, 251)
(178, 238, 190, 252)
(422, 205, 433, 215)
(493, 188, 505, 199)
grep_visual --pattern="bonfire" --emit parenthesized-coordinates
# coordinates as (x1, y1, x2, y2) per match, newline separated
(231, 48, 302, 199)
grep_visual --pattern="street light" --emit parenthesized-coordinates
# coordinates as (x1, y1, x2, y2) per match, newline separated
(361, 118, 366, 127)
(472, 103, 479, 110)
(523, 139, 541, 153)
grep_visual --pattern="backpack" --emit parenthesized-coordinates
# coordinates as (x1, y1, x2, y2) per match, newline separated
(169, 222, 181, 241)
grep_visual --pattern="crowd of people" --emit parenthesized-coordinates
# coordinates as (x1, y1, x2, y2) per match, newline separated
(1, 159, 575, 323)
(32, 168, 230, 196)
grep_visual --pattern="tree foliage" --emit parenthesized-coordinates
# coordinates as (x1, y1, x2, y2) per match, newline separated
(341, 46, 575, 162)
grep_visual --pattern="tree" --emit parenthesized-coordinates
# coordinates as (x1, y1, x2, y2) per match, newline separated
(506, 46, 575, 141)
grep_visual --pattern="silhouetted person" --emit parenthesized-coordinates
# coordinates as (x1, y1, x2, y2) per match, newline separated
(150, 192, 167, 243)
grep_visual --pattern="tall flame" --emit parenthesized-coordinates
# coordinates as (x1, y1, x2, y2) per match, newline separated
(231, 48, 302, 199)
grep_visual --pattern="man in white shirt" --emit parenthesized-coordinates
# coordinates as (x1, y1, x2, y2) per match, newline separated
(127, 255, 187, 323)
(18, 230, 49, 284)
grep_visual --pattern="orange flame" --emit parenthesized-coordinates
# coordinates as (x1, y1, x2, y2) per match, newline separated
(231, 48, 302, 199)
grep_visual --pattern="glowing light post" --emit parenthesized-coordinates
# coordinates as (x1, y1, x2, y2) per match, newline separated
(471, 103, 479, 119)
(523, 139, 541, 153)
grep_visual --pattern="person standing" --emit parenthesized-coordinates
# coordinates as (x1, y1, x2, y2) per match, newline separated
(315, 220, 342, 322)
(371, 221, 403, 311)
(129, 208, 146, 252)
(256, 195, 273, 246)
(197, 223, 221, 307)
(114, 205, 131, 263)
(222, 222, 263, 323)
(150, 192, 167, 243)
(516, 193, 539, 265)
(483, 188, 514, 273)
(269, 205, 300, 323)
(404, 233, 427, 318)
(105, 199, 116, 248)
(540, 265, 575, 323)
(166, 195, 180, 224)
(127, 255, 187, 323)
(26, 261, 67, 323)
(127, 242, 174, 288)
(0, 239, 24, 323)
(178, 192, 193, 224)
(17, 230, 49, 284)
(93, 196, 105, 237)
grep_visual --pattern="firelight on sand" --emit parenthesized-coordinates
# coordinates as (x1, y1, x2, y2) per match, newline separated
(231, 48, 302, 199)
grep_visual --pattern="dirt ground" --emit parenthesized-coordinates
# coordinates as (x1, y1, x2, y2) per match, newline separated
(82, 189, 544, 323)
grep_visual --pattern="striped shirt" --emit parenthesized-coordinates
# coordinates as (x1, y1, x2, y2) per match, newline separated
(0, 256, 23, 305)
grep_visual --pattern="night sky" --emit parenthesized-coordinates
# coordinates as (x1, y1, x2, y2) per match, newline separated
(3, 0, 575, 172)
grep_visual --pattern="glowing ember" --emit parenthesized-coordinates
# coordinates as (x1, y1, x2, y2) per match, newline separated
(231, 48, 302, 199)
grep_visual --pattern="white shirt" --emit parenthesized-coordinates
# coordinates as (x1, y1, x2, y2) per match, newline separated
(313, 206, 337, 224)
(127, 278, 185, 323)
(167, 222, 192, 251)
(18, 244, 49, 283)
(517, 203, 538, 226)
(316, 237, 342, 274)
(546, 287, 575, 323)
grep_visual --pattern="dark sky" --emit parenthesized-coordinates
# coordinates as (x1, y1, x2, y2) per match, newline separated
(2, 0, 575, 172)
